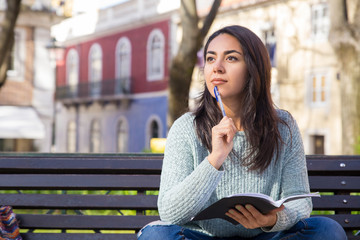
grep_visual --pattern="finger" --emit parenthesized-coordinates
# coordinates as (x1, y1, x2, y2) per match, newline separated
(213, 126, 233, 143)
(226, 209, 246, 225)
(242, 204, 261, 218)
(221, 118, 237, 143)
(219, 116, 229, 122)
(228, 206, 256, 229)
(236, 205, 256, 222)
(214, 123, 235, 142)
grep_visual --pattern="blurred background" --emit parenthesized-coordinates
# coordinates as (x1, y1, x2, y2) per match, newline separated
(0, 0, 359, 155)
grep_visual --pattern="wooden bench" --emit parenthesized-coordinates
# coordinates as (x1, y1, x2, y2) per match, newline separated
(0, 153, 359, 240)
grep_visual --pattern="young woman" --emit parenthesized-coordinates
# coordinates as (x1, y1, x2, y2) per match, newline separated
(138, 25, 346, 240)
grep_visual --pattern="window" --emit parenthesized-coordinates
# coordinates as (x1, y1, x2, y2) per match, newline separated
(7, 29, 25, 80)
(310, 135, 325, 154)
(0, 139, 33, 152)
(66, 49, 79, 97)
(67, 121, 77, 153)
(150, 121, 159, 139)
(264, 29, 276, 67)
(147, 29, 165, 81)
(116, 117, 128, 153)
(0, 139, 15, 151)
(90, 120, 101, 153)
(7, 44, 15, 71)
(115, 37, 131, 94)
(145, 115, 163, 149)
(307, 71, 329, 108)
(88, 43, 102, 97)
(311, 3, 329, 41)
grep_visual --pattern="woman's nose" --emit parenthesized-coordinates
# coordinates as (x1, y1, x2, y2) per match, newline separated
(213, 60, 225, 73)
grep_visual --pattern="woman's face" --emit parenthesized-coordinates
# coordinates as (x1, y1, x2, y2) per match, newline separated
(204, 33, 248, 102)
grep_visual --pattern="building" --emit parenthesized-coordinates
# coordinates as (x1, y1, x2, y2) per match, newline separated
(0, 0, 65, 152)
(192, 0, 341, 154)
(52, 0, 179, 153)
(52, 0, 342, 154)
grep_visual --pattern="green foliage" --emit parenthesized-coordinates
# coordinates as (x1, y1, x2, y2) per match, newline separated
(311, 210, 334, 215)
(146, 190, 159, 195)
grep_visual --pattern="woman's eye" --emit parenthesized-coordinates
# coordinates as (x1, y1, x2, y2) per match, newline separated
(227, 56, 238, 61)
(206, 56, 215, 62)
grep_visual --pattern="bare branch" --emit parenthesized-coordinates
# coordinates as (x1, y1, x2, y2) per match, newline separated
(200, 0, 222, 40)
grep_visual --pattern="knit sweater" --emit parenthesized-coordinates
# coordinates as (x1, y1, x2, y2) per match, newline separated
(157, 110, 312, 238)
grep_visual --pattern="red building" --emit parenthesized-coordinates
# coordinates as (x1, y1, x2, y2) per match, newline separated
(53, 1, 176, 153)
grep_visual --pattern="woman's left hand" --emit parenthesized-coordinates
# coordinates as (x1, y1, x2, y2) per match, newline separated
(225, 204, 285, 229)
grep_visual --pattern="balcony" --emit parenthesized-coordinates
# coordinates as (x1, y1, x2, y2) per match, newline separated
(55, 78, 131, 104)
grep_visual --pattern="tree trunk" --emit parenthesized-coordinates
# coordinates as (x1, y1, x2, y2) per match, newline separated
(0, 0, 21, 88)
(168, 0, 222, 126)
(338, 48, 360, 154)
(329, 0, 360, 154)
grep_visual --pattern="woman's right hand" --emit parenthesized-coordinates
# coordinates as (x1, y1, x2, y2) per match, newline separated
(208, 116, 237, 169)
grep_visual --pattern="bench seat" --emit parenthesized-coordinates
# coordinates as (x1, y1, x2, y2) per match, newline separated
(0, 153, 359, 240)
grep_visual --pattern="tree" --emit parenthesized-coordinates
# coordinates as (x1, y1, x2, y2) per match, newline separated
(328, 0, 360, 154)
(0, 0, 22, 88)
(168, 0, 222, 126)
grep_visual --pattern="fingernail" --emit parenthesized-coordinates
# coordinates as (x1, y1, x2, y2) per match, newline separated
(229, 209, 236, 214)
(245, 204, 251, 210)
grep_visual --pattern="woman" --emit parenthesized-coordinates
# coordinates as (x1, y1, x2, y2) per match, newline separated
(138, 25, 346, 239)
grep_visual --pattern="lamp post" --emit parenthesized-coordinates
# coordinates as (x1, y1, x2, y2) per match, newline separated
(46, 37, 65, 65)
(46, 37, 65, 152)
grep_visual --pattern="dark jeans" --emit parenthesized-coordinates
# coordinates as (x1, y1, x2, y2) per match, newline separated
(137, 217, 347, 240)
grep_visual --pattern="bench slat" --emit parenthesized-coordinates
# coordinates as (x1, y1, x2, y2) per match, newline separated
(307, 157, 360, 176)
(306, 155, 360, 162)
(17, 214, 159, 230)
(17, 214, 359, 231)
(21, 233, 137, 240)
(4, 193, 360, 211)
(308, 176, 360, 191)
(311, 214, 360, 230)
(0, 153, 163, 160)
(307, 159, 360, 171)
(312, 195, 360, 211)
(0, 159, 162, 174)
(0, 194, 158, 210)
(0, 175, 160, 190)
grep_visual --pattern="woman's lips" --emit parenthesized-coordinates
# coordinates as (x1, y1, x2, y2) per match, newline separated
(211, 78, 227, 85)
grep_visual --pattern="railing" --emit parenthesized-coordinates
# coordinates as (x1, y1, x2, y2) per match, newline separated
(56, 78, 131, 100)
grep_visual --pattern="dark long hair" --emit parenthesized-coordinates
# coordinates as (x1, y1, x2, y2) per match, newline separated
(194, 25, 287, 172)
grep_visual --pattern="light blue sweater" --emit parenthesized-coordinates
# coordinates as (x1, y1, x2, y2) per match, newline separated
(157, 110, 312, 238)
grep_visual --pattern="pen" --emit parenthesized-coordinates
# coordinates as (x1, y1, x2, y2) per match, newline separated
(214, 86, 226, 117)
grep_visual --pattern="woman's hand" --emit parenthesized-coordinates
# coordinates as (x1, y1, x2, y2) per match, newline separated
(208, 116, 237, 169)
(225, 204, 285, 229)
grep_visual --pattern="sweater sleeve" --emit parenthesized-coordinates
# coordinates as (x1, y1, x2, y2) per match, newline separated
(157, 113, 224, 225)
(263, 112, 312, 232)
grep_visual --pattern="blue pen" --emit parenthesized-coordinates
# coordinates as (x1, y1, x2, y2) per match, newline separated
(214, 86, 226, 117)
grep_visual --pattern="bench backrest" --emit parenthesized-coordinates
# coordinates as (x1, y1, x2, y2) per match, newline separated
(306, 155, 360, 239)
(0, 153, 359, 240)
